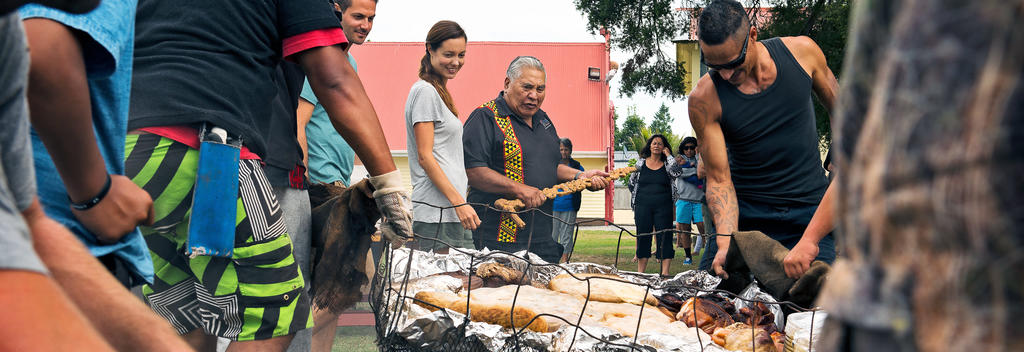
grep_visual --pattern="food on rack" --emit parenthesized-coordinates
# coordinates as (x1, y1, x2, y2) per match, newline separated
(733, 302, 778, 332)
(442, 272, 483, 290)
(415, 285, 590, 332)
(475, 262, 531, 287)
(596, 307, 690, 338)
(548, 273, 660, 308)
(677, 297, 736, 335)
(711, 322, 785, 352)
(414, 284, 696, 338)
(656, 292, 686, 314)
(402, 274, 466, 295)
(675, 296, 784, 352)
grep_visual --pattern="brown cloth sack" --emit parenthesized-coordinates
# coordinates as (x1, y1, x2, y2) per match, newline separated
(307, 180, 381, 313)
(720, 231, 829, 308)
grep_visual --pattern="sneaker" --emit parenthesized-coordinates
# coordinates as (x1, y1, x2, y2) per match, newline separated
(683, 257, 693, 265)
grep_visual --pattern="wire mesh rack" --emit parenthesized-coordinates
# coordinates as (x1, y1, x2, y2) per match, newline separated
(367, 200, 825, 352)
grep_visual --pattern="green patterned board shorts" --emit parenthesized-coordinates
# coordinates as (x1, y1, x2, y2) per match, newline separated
(125, 133, 312, 341)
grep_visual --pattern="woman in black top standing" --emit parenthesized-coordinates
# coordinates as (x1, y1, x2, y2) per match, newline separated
(628, 134, 681, 276)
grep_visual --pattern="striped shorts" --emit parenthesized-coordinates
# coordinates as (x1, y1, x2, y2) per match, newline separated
(125, 133, 312, 341)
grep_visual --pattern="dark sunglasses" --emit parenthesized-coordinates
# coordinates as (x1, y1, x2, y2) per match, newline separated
(682, 145, 697, 150)
(700, 35, 749, 71)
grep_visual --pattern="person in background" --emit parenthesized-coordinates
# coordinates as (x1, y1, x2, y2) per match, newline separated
(696, 155, 716, 271)
(19, 0, 197, 350)
(671, 136, 704, 265)
(406, 20, 478, 255)
(628, 134, 681, 276)
(127, 0, 412, 349)
(298, 0, 377, 188)
(463, 56, 609, 264)
(287, 1, 379, 351)
(551, 138, 583, 263)
(690, 0, 838, 278)
(1, 1, 189, 350)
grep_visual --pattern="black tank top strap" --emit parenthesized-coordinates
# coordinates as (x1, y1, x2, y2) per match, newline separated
(762, 37, 812, 85)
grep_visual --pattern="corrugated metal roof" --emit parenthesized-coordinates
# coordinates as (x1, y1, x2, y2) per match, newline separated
(353, 41, 613, 153)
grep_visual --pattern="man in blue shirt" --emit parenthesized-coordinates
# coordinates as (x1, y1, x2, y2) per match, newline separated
(551, 138, 583, 263)
(299, 0, 377, 187)
(21, 0, 152, 287)
(16, 1, 191, 349)
(294, 1, 379, 351)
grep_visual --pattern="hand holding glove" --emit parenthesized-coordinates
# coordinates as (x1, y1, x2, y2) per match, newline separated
(368, 170, 414, 245)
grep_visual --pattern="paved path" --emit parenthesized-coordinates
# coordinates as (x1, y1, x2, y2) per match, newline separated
(579, 224, 635, 232)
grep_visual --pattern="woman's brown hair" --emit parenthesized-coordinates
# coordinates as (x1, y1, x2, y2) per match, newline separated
(419, 20, 466, 116)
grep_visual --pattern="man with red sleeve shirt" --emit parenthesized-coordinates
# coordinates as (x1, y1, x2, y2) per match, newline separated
(125, 0, 412, 350)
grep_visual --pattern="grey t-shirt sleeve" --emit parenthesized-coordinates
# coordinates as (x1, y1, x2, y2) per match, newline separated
(407, 82, 447, 125)
(0, 14, 36, 212)
(2, 86, 36, 212)
(0, 197, 45, 274)
(0, 13, 46, 274)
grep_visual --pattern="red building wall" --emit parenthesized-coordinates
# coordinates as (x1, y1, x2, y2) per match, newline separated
(354, 41, 612, 154)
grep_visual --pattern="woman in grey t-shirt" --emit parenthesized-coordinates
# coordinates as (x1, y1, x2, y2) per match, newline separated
(404, 20, 478, 253)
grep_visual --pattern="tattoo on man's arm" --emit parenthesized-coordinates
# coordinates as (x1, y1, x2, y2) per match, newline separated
(706, 182, 738, 235)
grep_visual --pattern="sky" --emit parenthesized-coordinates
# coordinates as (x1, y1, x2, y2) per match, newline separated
(369, 0, 694, 139)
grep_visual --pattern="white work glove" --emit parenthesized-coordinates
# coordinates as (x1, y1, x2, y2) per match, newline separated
(368, 170, 413, 245)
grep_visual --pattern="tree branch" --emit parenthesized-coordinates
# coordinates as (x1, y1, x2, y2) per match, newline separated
(801, 0, 829, 35)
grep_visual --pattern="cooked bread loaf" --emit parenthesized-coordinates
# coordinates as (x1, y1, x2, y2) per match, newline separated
(549, 273, 659, 307)
(415, 284, 687, 337)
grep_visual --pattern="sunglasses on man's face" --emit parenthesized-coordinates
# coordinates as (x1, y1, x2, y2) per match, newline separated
(701, 35, 749, 71)
(682, 145, 697, 150)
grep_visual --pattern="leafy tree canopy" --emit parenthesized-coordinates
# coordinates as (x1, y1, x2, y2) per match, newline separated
(576, 0, 850, 146)
(649, 103, 674, 136)
(575, 0, 687, 98)
(615, 106, 646, 151)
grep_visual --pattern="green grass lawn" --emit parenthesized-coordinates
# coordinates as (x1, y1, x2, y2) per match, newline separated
(331, 326, 378, 352)
(332, 229, 704, 350)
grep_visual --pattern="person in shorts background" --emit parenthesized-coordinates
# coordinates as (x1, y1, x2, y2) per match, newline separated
(672, 136, 704, 265)
(551, 138, 583, 263)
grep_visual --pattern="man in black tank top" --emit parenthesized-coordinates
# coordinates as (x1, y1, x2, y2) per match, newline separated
(687, 0, 840, 280)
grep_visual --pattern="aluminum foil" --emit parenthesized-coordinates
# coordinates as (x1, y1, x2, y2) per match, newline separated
(551, 325, 643, 351)
(385, 247, 477, 281)
(657, 270, 723, 296)
(734, 280, 786, 330)
(551, 324, 728, 352)
(634, 332, 733, 352)
(378, 247, 736, 351)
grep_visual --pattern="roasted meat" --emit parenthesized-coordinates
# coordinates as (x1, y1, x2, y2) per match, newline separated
(677, 297, 736, 335)
(712, 322, 781, 352)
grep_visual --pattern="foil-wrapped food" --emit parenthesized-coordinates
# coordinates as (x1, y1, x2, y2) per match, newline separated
(375, 247, 816, 351)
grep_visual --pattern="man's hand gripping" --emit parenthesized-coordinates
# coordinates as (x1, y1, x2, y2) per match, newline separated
(369, 170, 414, 245)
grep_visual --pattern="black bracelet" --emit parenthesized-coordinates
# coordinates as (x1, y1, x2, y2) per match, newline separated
(69, 174, 111, 211)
